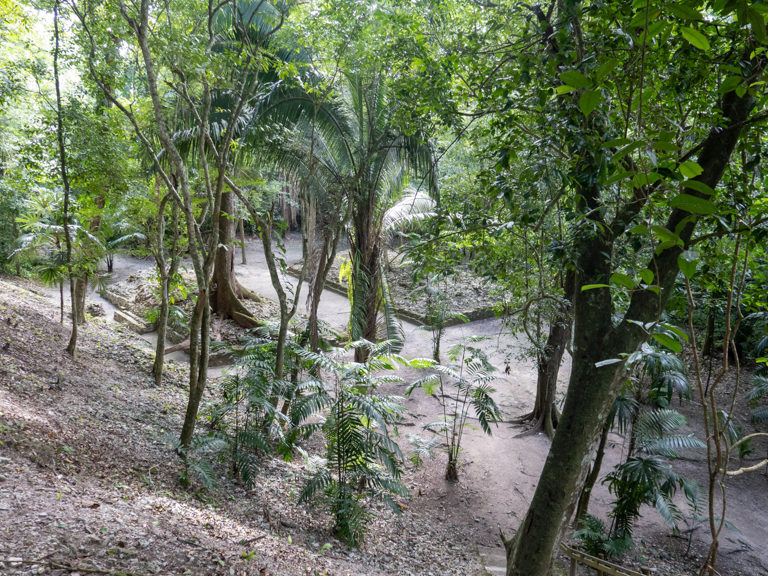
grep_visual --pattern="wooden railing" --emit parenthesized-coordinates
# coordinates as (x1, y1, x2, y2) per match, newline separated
(560, 544, 653, 576)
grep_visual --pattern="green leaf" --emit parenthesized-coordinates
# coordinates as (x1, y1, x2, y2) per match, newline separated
(654, 140, 679, 152)
(668, 4, 703, 20)
(681, 26, 711, 50)
(556, 85, 577, 94)
(639, 269, 654, 285)
(682, 179, 715, 195)
(748, 7, 767, 43)
(610, 273, 635, 290)
(611, 140, 646, 163)
(661, 322, 690, 343)
(581, 284, 610, 291)
(719, 76, 742, 94)
(670, 194, 717, 215)
(632, 172, 661, 188)
(604, 170, 634, 185)
(678, 249, 700, 279)
(579, 90, 602, 117)
(596, 58, 620, 81)
(679, 161, 703, 178)
(651, 225, 684, 247)
(560, 70, 592, 88)
(652, 333, 682, 354)
(602, 137, 631, 149)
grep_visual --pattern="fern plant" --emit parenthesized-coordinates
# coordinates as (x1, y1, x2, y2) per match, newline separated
(595, 408, 704, 555)
(747, 374, 768, 423)
(577, 344, 704, 557)
(297, 340, 410, 546)
(574, 513, 633, 559)
(195, 331, 303, 488)
(408, 336, 501, 481)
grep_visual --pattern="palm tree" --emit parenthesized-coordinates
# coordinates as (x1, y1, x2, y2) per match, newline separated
(343, 72, 436, 360)
(271, 71, 436, 359)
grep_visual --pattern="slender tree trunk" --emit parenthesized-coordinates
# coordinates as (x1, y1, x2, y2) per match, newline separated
(574, 413, 612, 524)
(702, 305, 716, 357)
(239, 217, 247, 265)
(257, 211, 294, 380)
(308, 239, 330, 351)
(53, 0, 77, 358)
(153, 277, 169, 386)
(153, 196, 180, 387)
(74, 276, 87, 324)
(180, 292, 211, 448)
(59, 281, 64, 324)
(522, 270, 575, 439)
(228, 180, 308, 384)
(73, 195, 104, 325)
(308, 232, 341, 351)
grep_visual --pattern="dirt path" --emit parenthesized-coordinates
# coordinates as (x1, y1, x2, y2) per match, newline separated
(17, 235, 768, 576)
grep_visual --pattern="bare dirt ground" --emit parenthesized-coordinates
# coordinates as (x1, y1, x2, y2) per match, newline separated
(1, 237, 767, 576)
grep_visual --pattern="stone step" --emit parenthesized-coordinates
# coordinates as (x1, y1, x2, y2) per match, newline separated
(113, 309, 155, 334)
(478, 546, 507, 576)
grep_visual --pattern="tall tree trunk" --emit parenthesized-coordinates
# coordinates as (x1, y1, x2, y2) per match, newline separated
(53, 0, 77, 358)
(521, 270, 575, 439)
(153, 277, 170, 386)
(180, 291, 212, 448)
(307, 231, 341, 351)
(702, 305, 716, 357)
(152, 189, 180, 387)
(504, 73, 756, 576)
(349, 209, 381, 362)
(73, 195, 105, 325)
(211, 189, 259, 329)
(574, 412, 612, 524)
(227, 180, 307, 385)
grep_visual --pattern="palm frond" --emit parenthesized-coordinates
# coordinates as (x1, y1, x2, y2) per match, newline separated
(381, 189, 436, 237)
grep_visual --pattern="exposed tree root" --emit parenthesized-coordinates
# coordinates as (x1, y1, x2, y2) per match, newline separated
(164, 339, 189, 354)
(212, 279, 261, 330)
(232, 309, 260, 329)
(239, 286, 263, 303)
(513, 409, 559, 439)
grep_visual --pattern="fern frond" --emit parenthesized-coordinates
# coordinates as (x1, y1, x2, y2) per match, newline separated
(234, 451, 260, 487)
(638, 433, 705, 457)
(299, 469, 333, 504)
(654, 492, 682, 529)
(189, 458, 218, 491)
(472, 383, 502, 434)
(746, 375, 768, 402)
(752, 406, 768, 423)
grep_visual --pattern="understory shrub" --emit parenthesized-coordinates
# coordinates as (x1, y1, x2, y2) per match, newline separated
(407, 336, 501, 481)
(297, 340, 410, 546)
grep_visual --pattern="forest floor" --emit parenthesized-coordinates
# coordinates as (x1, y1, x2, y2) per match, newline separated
(0, 236, 767, 576)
